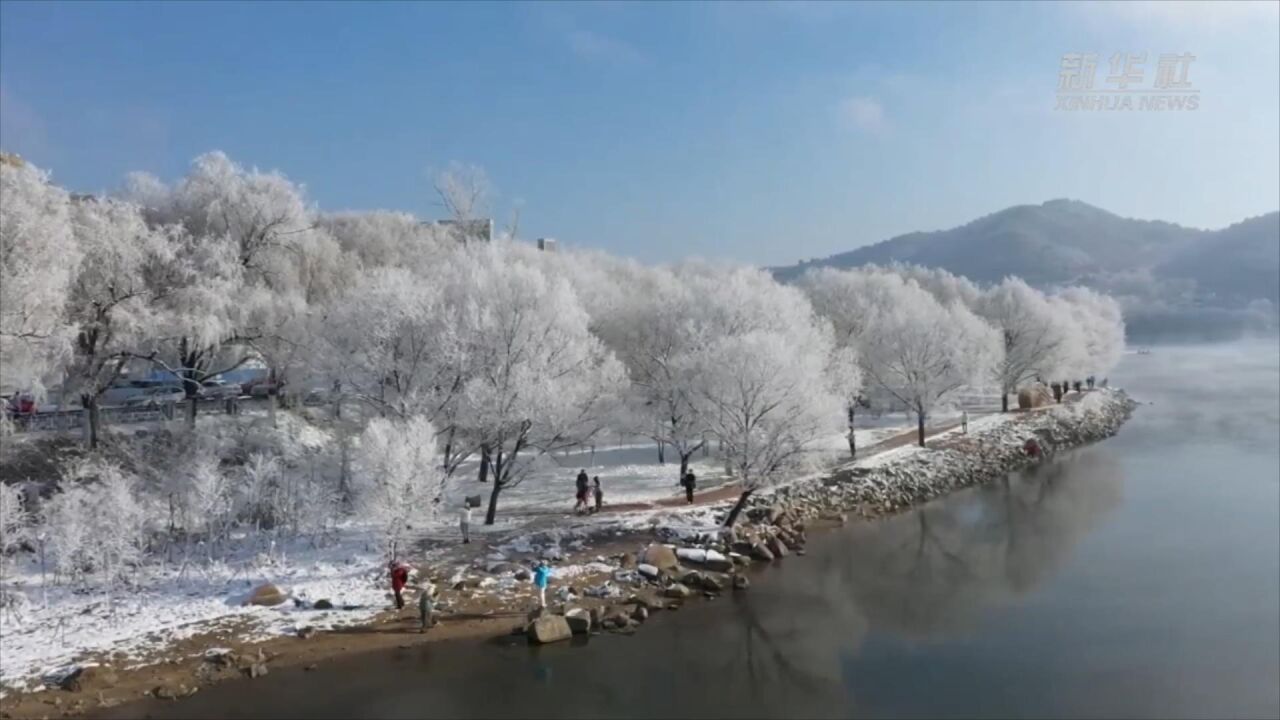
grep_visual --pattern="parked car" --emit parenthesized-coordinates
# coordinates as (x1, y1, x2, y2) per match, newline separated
(123, 387, 186, 407)
(198, 378, 241, 399)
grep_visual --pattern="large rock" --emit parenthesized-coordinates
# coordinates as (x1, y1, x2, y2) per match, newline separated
(767, 536, 789, 559)
(1018, 384, 1053, 409)
(664, 583, 692, 599)
(564, 608, 591, 635)
(245, 583, 287, 607)
(527, 616, 573, 644)
(749, 544, 774, 562)
(641, 544, 679, 571)
(312, 599, 334, 610)
(636, 563, 660, 580)
(732, 574, 750, 591)
(700, 573, 726, 592)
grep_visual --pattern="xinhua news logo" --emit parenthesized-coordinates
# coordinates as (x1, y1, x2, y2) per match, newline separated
(1056, 52, 1199, 111)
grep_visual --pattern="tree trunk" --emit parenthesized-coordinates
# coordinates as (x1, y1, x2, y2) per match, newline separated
(724, 489, 754, 527)
(484, 451, 504, 525)
(82, 394, 101, 450)
(477, 445, 491, 483)
(657, 441, 665, 464)
(847, 405, 857, 458)
(186, 394, 198, 427)
(1002, 392, 1010, 413)
(916, 412, 926, 447)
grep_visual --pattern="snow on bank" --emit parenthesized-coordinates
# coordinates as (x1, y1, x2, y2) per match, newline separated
(0, 531, 391, 694)
(1, 407, 1013, 694)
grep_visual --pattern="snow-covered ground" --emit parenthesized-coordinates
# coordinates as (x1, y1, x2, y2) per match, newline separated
(0, 402, 1012, 695)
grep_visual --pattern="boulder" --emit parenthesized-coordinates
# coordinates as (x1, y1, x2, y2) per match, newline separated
(527, 616, 573, 644)
(749, 544, 774, 562)
(663, 583, 692, 599)
(732, 574, 750, 591)
(631, 605, 649, 623)
(514, 569, 532, 582)
(618, 552, 637, 569)
(700, 573, 726, 592)
(296, 626, 316, 640)
(1018, 384, 1053, 409)
(564, 608, 591, 635)
(245, 583, 287, 607)
(641, 544, 679, 571)
(312, 599, 334, 610)
(636, 563, 660, 580)
(675, 548, 707, 564)
(679, 570, 704, 588)
(702, 550, 733, 573)
(767, 536, 789, 559)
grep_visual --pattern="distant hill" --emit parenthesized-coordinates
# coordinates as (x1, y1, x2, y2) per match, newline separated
(771, 200, 1280, 341)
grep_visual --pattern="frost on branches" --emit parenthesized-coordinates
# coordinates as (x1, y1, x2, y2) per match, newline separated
(351, 415, 447, 559)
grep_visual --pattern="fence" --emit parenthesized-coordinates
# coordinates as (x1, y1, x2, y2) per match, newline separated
(9, 399, 242, 435)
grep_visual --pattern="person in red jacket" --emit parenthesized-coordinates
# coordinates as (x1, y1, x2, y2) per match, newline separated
(389, 561, 410, 610)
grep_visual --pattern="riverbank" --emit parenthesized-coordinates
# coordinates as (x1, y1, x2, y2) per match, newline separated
(0, 390, 1135, 719)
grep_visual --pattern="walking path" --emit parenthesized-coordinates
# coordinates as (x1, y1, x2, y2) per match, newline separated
(597, 418, 967, 514)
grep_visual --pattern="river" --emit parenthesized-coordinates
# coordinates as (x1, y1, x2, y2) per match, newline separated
(105, 341, 1280, 719)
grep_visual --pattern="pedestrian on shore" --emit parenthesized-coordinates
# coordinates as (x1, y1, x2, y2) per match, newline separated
(389, 560, 410, 610)
(574, 469, 589, 514)
(459, 501, 472, 545)
(417, 576, 438, 633)
(592, 476, 603, 513)
(533, 560, 552, 609)
(961, 409, 969, 434)
(681, 470, 697, 504)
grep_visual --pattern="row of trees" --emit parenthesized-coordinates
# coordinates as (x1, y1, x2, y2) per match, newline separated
(1, 151, 1125, 553)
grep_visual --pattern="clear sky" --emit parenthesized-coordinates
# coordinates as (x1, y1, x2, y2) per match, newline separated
(2, 1, 1277, 266)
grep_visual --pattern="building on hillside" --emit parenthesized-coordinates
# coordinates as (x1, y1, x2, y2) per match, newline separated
(537, 238, 557, 252)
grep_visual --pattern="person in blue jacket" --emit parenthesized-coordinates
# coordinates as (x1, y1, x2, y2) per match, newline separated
(533, 560, 552, 608)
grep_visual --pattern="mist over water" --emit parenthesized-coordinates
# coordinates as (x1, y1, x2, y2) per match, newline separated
(107, 341, 1280, 720)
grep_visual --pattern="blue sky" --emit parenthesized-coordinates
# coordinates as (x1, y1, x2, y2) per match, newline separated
(2, 1, 1277, 265)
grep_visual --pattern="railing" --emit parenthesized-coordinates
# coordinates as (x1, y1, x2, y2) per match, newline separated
(9, 398, 246, 434)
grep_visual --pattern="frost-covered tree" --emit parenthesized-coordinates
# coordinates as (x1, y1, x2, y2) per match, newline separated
(43, 459, 147, 586)
(65, 197, 181, 447)
(0, 482, 28, 561)
(697, 328, 845, 526)
(434, 161, 490, 223)
(855, 273, 1001, 446)
(1054, 286, 1126, 378)
(321, 211, 451, 272)
(351, 415, 446, 559)
(978, 278, 1063, 412)
(0, 156, 81, 395)
(452, 244, 625, 524)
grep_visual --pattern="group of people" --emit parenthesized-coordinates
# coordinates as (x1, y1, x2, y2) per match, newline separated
(387, 556, 554, 633)
(574, 470, 603, 514)
(388, 560, 438, 633)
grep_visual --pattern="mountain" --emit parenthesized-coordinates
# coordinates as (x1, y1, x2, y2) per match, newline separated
(771, 200, 1280, 340)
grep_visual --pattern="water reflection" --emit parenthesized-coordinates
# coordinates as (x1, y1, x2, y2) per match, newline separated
(824, 450, 1123, 638)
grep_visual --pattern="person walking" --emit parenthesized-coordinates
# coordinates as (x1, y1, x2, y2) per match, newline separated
(389, 560, 410, 610)
(681, 470, 696, 504)
(592, 476, 603, 514)
(574, 470, 589, 514)
(417, 576, 438, 633)
(459, 501, 472, 544)
(533, 560, 552, 609)
(961, 409, 969, 434)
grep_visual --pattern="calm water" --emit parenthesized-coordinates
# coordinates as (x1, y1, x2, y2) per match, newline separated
(108, 341, 1280, 720)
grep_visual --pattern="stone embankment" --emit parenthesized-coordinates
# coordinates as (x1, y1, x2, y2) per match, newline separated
(514, 389, 1137, 642)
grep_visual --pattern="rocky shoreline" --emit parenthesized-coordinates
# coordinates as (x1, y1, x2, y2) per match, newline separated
(512, 389, 1138, 640)
(2, 390, 1136, 718)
